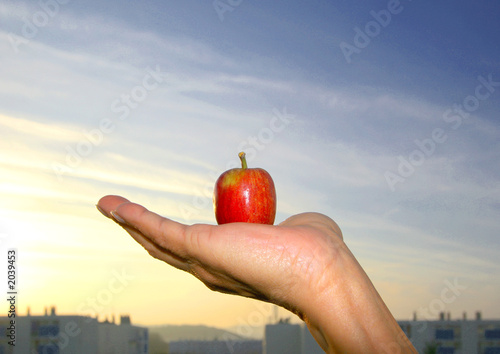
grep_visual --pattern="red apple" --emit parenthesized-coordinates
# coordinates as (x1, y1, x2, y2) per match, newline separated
(213, 152, 276, 225)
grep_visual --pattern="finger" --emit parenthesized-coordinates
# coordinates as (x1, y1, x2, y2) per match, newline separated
(97, 196, 192, 271)
(96, 195, 130, 218)
(112, 201, 191, 259)
(114, 203, 274, 289)
(118, 223, 192, 272)
(110, 205, 260, 294)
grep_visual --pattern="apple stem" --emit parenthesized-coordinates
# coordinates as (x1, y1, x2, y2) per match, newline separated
(238, 152, 248, 169)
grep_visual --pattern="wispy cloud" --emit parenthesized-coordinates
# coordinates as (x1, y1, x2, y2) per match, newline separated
(1, 0, 499, 323)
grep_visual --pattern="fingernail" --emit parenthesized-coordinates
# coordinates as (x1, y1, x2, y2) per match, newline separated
(96, 204, 108, 218)
(110, 210, 126, 224)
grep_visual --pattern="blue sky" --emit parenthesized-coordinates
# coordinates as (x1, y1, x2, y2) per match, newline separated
(1, 0, 499, 329)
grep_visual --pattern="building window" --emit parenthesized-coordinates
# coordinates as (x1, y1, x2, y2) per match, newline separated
(36, 344, 60, 354)
(484, 347, 500, 354)
(435, 329, 454, 340)
(39, 325, 59, 337)
(31, 320, 60, 337)
(32, 339, 59, 354)
(485, 329, 500, 340)
(437, 347, 455, 354)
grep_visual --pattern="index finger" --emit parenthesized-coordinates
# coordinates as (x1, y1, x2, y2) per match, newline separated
(110, 199, 189, 257)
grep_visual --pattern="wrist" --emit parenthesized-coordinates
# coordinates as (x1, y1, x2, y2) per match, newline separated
(299, 244, 415, 353)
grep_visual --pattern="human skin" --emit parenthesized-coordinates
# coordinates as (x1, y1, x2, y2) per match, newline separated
(97, 195, 416, 353)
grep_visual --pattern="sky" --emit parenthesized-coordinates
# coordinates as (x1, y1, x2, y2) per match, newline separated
(1, 0, 499, 332)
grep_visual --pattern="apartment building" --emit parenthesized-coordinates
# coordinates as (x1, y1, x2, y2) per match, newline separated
(399, 312, 500, 354)
(0, 307, 148, 353)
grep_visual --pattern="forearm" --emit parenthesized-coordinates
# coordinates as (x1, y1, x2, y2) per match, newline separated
(302, 246, 416, 353)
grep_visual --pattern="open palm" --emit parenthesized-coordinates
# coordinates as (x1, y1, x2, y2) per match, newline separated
(97, 195, 415, 353)
(97, 195, 344, 317)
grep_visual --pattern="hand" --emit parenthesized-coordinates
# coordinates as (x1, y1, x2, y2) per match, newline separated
(97, 195, 415, 353)
(96, 195, 343, 314)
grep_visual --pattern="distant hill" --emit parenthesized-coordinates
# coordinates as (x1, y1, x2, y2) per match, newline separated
(148, 324, 256, 343)
(225, 324, 265, 340)
(148, 332, 169, 354)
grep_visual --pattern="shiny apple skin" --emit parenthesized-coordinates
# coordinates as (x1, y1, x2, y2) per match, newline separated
(213, 167, 276, 225)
